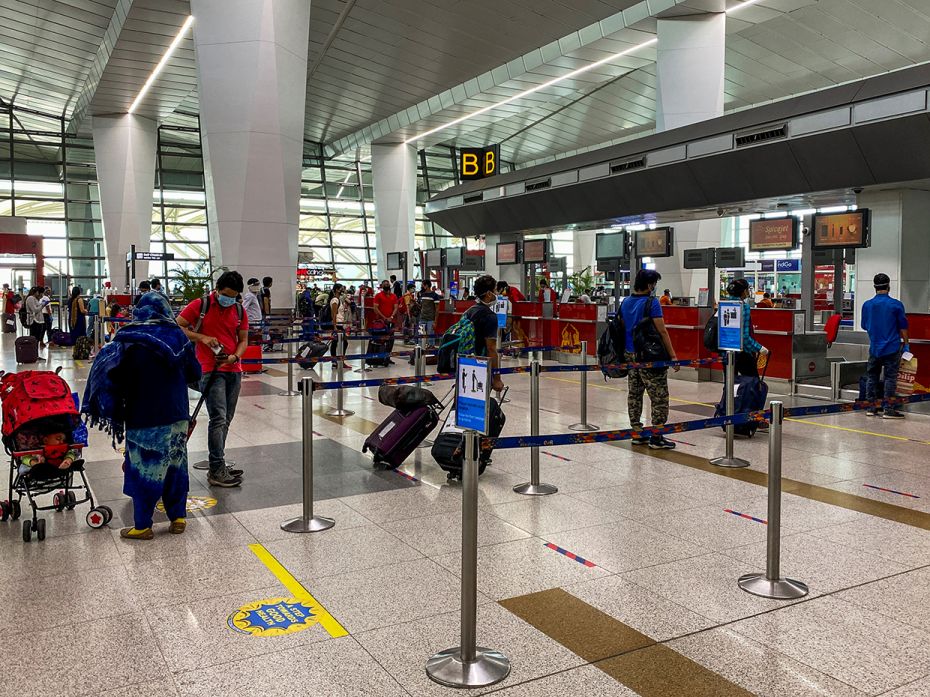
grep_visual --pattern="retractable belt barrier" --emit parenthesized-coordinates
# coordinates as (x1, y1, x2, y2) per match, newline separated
(242, 344, 569, 366)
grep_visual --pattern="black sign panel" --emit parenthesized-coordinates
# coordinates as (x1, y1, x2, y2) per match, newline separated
(715, 247, 746, 268)
(459, 145, 501, 181)
(130, 251, 175, 261)
(683, 248, 715, 269)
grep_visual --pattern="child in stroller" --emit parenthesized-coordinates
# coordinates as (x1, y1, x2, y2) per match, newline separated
(0, 369, 112, 541)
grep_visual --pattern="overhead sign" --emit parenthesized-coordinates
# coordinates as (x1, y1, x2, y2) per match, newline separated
(749, 217, 799, 252)
(227, 597, 319, 637)
(718, 301, 743, 352)
(715, 247, 746, 269)
(455, 355, 490, 434)
(460, 145, 500, 180)
(128, 251, 175, 261)
(683, 248, 714, 269)
(634, 228, 673, 258)
(812, 209, 871, 249)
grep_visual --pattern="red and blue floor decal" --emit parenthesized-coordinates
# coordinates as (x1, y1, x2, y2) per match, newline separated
(863, 484, 921, 499)
(544, 542, 596, 567)
(394, 470, 419, 483)
(542, 451, 571, 462)
(723, 509, 767, 524)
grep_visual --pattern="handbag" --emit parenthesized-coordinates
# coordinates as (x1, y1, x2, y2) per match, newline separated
(632, 297, 670, 364)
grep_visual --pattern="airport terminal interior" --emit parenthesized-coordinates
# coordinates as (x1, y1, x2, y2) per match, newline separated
(6, 0, 930, 695)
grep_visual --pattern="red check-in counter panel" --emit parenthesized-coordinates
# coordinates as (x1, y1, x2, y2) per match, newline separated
(905, 314, 930, 392)
(749, 308, 798, 380)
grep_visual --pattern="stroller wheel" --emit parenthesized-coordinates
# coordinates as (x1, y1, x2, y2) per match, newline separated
(98, 505, 113, 525)
(53, 493, 64, 512)
(0, 500, 9, 522)
(86, 508, 107, 529)
(35, 518, 46, 541)
(22, 519, 31, 542)
(66, 491, 77, 510)
(10, 500, 21, 521)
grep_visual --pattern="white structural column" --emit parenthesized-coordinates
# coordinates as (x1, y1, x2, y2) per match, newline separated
(92, 114, 157, 287)
(573, 230, 597, 278)
(371, 143, 417, 282)
(191, 0, 310, 291)
(653, 11, 726, 299)
(855, 190, 930, 321)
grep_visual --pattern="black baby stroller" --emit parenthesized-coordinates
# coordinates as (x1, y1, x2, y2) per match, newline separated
(0, 369, 111, 541)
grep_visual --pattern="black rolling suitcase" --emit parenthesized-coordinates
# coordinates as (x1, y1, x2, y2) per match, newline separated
(15, 336, 39, 364)
(367, 324, 394, 367)
(431, 390, 507, 480)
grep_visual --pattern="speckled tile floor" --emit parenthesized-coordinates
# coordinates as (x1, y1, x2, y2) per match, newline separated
(5, 333, 930, 695)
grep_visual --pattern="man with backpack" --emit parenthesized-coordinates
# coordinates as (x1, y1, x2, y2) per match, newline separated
(620, 269, 679, 449)
(862, 272, 909, 419)
(438, 274, 503, 393)
(177, 271, 249, 488)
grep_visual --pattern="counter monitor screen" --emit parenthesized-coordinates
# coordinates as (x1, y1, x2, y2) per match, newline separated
(749, 217, 799, 252)
(634, 227, 673, 258)
(595, 231, 627, 260)
(811, 209, 870, 249)
(522, 239, 548, 264)
(386, 252, 404, 270)
(444, 247, 464, 267)
(425, 248, 444, 267)
(496, 241, 519, 265)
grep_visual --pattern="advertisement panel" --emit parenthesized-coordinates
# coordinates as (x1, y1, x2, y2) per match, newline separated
(634, 228, 673, 258)
(812, 210, 871, 249)
(749, 218, 799, 252)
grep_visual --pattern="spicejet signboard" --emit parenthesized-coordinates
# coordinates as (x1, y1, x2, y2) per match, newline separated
(459, 145, 500, 180)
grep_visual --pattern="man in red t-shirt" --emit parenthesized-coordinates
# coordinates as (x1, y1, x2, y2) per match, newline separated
(177, 271, 249, 488)
(372, 280, 399, 365)
(1, 283, 15, 333)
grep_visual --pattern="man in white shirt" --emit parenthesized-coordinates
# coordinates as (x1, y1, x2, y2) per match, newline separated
(241, 277, 263, 326)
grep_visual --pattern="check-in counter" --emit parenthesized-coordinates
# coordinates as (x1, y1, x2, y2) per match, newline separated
(750, 308, 828, 382)
(554, 303, 604, 356)
(510, 301, 555, 348)
(661, 306, 714, 363)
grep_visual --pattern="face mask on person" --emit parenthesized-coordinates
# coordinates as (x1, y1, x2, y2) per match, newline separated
(381, 285, 390, 292)
(217, 293, 237, 308)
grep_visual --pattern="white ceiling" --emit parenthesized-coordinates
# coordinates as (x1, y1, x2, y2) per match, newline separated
(1, 0, 929, 168)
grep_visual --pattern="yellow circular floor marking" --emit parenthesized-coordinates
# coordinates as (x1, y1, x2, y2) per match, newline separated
(156, 495, 217, 513)
(227, 597, 319, 637)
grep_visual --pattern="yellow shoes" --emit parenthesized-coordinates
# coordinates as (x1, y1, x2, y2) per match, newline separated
(119, 527, 154, 540)
(169, 518, 187, 534)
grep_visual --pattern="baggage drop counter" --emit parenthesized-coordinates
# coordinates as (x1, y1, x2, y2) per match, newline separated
(905, 314, 930, 393)
(750, 308, 827, 384)
(661, 305, 716, 379)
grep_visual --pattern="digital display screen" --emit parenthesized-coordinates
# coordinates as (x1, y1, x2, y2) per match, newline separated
(386, 252, 404, 270)
(444, 247, 464, 267)
(496, 242, 519, 265)
(425, 248, 444, 267)
(522, 239, 548, 264)
(749, 218, 799, 252)
(812, 210, 871, 249)
(595, 232, 627, 260)
(635, 228, 673, 258)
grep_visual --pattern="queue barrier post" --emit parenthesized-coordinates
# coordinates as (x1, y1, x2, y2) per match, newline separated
(710, 352, 750, 469)
(282, 377, 335, 533)
(278, 327, 300, 397)
(513, 359, 558, 496)
(426, 429, 511, 687)
(737, 401, 808, 599)
(355, 325, 372, 374)
(568, 340, 599, 432)
(326, 329, 355, 417)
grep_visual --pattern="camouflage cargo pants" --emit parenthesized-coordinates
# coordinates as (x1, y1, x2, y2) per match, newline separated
(624, 351, 669, 430)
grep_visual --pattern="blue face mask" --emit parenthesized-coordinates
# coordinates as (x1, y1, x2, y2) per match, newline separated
(217, 293, 237, 308)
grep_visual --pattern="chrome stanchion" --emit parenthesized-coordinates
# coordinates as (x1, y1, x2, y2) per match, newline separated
(569, 340, 599, 432)
(710, 353, 750, 468)
(326, 329, 354, 417)
(738, 401, 808, 599)
(355, 327, 372, 373)
(426, 430, 511, 688)
(514, 359, 558, 496)
(282, 377, 335, 533)
(278, 328, 300, 397)
(414, 344, 424, 389)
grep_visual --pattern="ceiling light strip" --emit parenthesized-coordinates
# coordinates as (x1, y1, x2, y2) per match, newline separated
(128, 15, 195, 114)
(726, 0, 766, 13)
(404, 36, 657, 145)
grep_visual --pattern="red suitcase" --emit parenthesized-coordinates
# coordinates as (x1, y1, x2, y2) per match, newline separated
(362, 405, 439, 469)
(15, 336, 39, 364)
(242, 344, 263, 373)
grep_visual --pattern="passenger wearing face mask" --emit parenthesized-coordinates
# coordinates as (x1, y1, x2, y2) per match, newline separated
(242, 278, 263, 326)
(177, 271, 249, 488)
(726, 278, 768, 378)
(469, 274, 506, 393)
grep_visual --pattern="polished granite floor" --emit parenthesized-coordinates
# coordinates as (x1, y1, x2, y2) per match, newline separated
(3, 332, 930, 696)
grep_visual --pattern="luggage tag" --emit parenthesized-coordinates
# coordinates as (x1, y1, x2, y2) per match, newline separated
(299, 346, 310, 359)
(441, 410, 465, 435)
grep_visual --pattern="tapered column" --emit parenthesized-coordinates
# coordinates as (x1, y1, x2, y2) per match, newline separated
(92, 114, 157, 284)
(191, 0, 310, 291)
(372, 143, 417, 282)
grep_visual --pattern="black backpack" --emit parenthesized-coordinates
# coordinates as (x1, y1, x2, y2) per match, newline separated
(297, 292, 314, 317)
(597, 315, 628, 379)
(703, 314, 718, 352)
(319, 298, 333, 326)
(631, 297, 669, 363)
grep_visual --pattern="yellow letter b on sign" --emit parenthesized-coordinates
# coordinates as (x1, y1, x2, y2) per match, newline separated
(459, 145, 500, 181)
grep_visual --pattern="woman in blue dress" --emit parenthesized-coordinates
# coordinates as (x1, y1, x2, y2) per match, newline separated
(83, 292, 202, 539)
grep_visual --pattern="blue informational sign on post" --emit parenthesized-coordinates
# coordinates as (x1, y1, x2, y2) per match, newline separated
(455, 355, 490, 434)
(718, 301, 744, 351)
(494, 298, 508, 329)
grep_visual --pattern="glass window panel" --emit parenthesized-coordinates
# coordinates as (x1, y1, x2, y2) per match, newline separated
(331, 232, 368, 248)
(165, 242, 209, 260)
(300, 213, 328, 228)
(333, 247, 369, 265)
(299, 230, 330, 245)
(330, 216, 365, 232)
(164, 225, 209, 243)
(307, 246, 332, 263)
(43, 238, 66, 257)
(27, 219, 65, 238)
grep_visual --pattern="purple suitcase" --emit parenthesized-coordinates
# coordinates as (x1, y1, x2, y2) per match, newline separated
(362, 405, 439, 469)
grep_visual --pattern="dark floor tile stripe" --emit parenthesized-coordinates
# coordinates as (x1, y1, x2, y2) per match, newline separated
(630, 444, 930, 531)
(499, 588, 752, 696)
